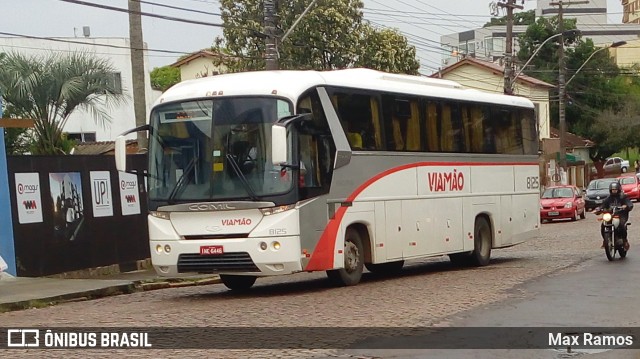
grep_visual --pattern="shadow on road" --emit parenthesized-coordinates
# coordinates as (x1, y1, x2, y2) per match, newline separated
(178, 256, 523, 301)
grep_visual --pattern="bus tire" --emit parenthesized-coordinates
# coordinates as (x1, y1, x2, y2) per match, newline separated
(365, 260, 404, 274)
(326, 228, 364, 286)
(470, 217, 492, 266)
(220, 275, 256, 291)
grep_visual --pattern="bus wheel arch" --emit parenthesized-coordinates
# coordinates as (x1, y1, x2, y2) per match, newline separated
(326, 224, 366, 286)
(470, 214, 493, 266)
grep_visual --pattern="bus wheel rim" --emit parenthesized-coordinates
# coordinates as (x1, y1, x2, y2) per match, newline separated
(345, 241, 359, 273)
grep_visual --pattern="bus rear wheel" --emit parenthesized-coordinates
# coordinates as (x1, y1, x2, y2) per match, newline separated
(327, 228, 364, 286)
(220, 274, 256, 291)
(470, 217, 492, 266)
(365, 260, 404, 274)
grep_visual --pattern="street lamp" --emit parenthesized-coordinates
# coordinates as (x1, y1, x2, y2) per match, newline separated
(512, 30, 581, 83)
(565, 41, 627, 86)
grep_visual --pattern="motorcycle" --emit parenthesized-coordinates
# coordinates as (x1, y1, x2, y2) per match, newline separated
(595, 206, 630, 261)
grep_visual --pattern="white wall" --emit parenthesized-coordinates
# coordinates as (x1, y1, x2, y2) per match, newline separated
(0, 37, 154, 142)
(179, 57, 227, 81)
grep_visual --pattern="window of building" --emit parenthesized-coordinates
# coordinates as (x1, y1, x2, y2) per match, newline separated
(107, 72, 122, 94)
(66, 132, 96, 143)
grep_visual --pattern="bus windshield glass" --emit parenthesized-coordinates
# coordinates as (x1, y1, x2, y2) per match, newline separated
(148, 97, 293, 203)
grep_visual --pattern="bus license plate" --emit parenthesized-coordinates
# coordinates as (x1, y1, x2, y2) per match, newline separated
(548, 211, 559, 216)
(200, 245, 223, 256)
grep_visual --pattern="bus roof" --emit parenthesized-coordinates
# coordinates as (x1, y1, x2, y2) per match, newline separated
(155, 68, 535, 109)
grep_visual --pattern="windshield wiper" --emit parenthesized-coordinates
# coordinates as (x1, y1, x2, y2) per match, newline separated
(167, 156, 197, 204)
(226, 154, 259, 201)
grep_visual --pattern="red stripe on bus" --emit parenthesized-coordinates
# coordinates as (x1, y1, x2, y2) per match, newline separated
(304, 161, 537, 271)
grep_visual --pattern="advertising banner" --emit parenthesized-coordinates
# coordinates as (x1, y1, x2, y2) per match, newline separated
(90, 171, 113, 217)
(119, 172, 140, 216)
(14, 173, 43, 224)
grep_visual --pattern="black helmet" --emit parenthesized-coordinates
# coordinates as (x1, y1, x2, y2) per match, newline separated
(609, 181, 621, 196)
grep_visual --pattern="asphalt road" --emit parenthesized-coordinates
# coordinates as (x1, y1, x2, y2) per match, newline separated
(1, 207, 639, 358)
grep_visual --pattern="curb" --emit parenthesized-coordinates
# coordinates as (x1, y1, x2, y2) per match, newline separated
(0, 276, 222, 313)
(0, 282, 138, 313)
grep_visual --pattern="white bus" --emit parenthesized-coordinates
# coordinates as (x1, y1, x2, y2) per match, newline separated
(115, 68, 540, 290)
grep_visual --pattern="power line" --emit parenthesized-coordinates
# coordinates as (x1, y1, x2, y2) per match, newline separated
(139, 0, 221, 17)
(57, 0, 227, 28)
(0, 31, 189, 55)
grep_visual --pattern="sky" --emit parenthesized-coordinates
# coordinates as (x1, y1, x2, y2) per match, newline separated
(0, 0, 625, 75)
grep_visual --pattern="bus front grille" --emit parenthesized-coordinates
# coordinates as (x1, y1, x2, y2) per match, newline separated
(177, 252, 259, 273)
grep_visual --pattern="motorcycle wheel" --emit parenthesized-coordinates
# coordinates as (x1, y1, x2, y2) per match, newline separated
(604, 235, 616, 261)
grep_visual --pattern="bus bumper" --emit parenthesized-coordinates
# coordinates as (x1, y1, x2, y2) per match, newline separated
(150, 237, 303, 277)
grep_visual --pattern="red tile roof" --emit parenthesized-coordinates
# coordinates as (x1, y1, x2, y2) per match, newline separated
(549, 127, 595, 148)
(170, 50, 231, 68)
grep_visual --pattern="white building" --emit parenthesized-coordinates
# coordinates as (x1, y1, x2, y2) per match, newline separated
(440, 0, 640, 67)
(0, 35, 158, 142)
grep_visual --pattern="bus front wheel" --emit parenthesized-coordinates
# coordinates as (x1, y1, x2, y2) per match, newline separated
(470, 217, 492, 266)
(327, 228, 364, 286)
(220, 274, 256, 291)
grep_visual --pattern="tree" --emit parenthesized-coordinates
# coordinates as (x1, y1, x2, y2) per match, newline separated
(516, 16, 640, 166)
(588, 98, 640, 175)
(0, 52, 126, 155)
(213, 0, 419, 73)
(150, 65, 181, 91)
(516, 16, 580, 85)
(355, 25, 420, 75)
(484, 9, 535, 27)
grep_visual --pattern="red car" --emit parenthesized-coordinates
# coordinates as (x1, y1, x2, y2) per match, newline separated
(617, 175, 640, 201)
(540, 185, 586, 222)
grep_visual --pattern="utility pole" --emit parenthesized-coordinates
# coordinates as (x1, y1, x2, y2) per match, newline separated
(497, 0, 523, 95)
(264, 0, 278, 70)
(550, 0, 588, 173)
(128, 0, 148, 151)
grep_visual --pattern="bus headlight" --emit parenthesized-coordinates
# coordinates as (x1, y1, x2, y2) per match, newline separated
(272, 241, 281, 250)
(260, 204, 295, 216)
(150, 211, 171, 220)
(155, 244, 163, 253)
(164, 245, 171, 253)
(260, 242, 268, 250)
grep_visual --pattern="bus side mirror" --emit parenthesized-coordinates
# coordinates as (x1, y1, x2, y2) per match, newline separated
(115, 135, 127, 172)
(271, 125, 287, 166)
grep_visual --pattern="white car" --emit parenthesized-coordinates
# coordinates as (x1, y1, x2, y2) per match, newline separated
(604, 157, 630, 173)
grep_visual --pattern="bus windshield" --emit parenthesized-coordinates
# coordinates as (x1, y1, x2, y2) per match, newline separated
(148, 97, 293, 203)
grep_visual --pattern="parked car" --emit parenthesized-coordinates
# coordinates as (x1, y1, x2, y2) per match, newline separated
(585, 178, 619, 211)
(540, 185, 586, 222)
(603, 157, 630, 174)
(618, 174, 640, 201)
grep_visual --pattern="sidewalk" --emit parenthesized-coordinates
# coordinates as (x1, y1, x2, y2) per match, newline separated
(0, 266, 220, 313)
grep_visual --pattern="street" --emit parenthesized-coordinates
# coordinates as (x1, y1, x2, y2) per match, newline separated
(1, 208, 639, 358)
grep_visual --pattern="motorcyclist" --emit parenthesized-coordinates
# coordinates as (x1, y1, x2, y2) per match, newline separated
(595, 181, 633, 250)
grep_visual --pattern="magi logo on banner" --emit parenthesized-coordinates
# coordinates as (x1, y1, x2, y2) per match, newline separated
(118, 172, 140, 216)
(14, 173, 43, 224)
(90, 171, 113, 218)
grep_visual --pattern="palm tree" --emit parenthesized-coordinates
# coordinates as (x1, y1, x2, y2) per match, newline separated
(0, 51, 127, 154)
